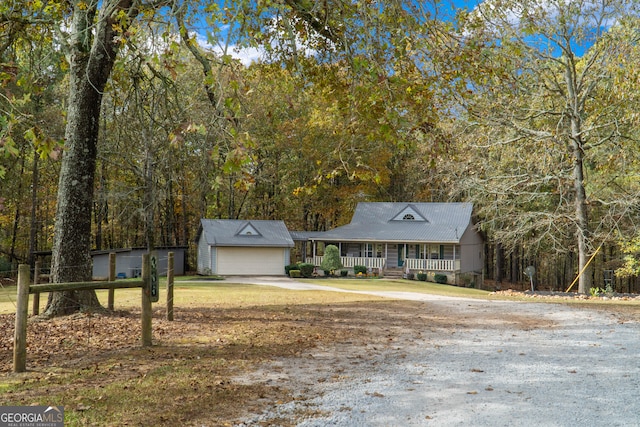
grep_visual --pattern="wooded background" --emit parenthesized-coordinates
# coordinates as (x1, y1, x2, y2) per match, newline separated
(2, 0, 640, 292)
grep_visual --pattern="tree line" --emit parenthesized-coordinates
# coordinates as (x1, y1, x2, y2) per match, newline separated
(2, 0, 640, 311)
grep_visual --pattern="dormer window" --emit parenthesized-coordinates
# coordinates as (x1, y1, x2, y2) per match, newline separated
(237, 223, 261, 236)
(391, 205, 428, 222)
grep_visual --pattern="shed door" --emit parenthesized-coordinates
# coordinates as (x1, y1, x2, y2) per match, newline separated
(217, 247, 285, 275)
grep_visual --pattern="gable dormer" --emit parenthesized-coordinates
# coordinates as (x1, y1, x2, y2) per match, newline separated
(391, 204, 428, 222)
(237, 222, 261, 236)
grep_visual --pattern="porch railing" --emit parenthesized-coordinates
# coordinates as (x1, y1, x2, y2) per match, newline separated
(404, 258, 459, 272)
(306, 256, 386, 269)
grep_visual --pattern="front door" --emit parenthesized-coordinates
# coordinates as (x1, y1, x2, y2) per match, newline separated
(397, 245, 405, 268)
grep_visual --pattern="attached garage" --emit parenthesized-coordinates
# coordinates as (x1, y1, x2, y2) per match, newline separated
(196, 219, 294, 276)
(216, 247, 287, 276)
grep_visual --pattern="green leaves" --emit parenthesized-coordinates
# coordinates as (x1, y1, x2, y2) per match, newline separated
(23, 127, 63, 159)
(617, 235, 640, 278)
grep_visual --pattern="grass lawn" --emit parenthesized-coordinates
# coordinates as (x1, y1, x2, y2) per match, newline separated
(0, 277, 385, 315)
(0, 279, 393, 426)
(2, 276, 640, 426)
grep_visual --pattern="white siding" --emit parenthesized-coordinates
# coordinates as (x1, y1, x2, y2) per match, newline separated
(197, 237, 211, 274)
(211, 247, 217, 274)
(386, 244, 399, 268)
(460, 224, 484, 273)
(217, 247, 286, 275)
(284, 248, 291, 266)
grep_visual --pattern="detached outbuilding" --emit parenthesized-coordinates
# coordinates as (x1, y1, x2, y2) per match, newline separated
(92, 247, 186, 279)
(196, 219, 294, 276)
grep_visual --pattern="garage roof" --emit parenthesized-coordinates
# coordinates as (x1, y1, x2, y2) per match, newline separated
(198, 219, 294, 247)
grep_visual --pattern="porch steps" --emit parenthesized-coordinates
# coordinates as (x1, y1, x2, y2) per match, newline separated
(383, 268, 405, 279)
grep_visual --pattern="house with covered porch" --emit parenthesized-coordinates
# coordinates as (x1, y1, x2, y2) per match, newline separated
(306, 202, 484, 284)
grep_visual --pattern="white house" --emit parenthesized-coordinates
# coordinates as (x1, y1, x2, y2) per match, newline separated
(306, 202, 484, 283)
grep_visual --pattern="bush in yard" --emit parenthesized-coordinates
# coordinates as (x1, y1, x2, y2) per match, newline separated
(340, 269, 348, 277)
(289, 270, 302, 278)
(298, 263, 315, 278)
(434, 273, 448, 284)
(320, 245, 343, 276)
(354, 265, 367, 275)
(285, 263, 300, 276)
(417, 272, 427, 281)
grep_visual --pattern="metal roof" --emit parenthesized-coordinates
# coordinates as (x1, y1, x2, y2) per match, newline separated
(199, 219, 294, 247)
(288, 230, 325, 241)
(313, 202, 474, 243)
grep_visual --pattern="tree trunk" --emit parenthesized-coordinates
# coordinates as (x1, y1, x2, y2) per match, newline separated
(564, 55, 592, 294)
(495, 242, 503, 285)
(95, 163, 108, 251)
(28, 148, 39, 269)
(44, 0, 133, 317)
(510, 246, 520, 285)
(573, 143, 592, 294)
(10, 152, 25, 264)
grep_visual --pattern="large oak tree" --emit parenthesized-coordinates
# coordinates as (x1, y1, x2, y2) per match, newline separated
(452, 0, 640, 293)
(17, 0, 354, 316)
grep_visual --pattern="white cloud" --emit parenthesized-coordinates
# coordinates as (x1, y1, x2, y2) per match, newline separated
(193, 14, 327, 67)
(228, 45, 266, 66)
(472, 0, 620, 32)
(195, 32, 266, 66)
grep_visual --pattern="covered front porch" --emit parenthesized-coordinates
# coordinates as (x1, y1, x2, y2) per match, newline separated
(306, 241, 461, 273)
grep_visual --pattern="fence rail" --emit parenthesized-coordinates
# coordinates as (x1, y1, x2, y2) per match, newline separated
(306, 256, 459, 272)
(404, 258, 458, 271)
(12, 252, 171, 373)
(307, 256, 386, 269)
(28, 280, 144, 293)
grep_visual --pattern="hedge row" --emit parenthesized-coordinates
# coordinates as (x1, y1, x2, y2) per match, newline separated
(353, 265, 367, 275)
(285, 263, 315, 278)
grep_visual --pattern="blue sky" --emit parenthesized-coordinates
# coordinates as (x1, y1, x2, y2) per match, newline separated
(197, 0, 604, 65)
(193, 1, 484, 65)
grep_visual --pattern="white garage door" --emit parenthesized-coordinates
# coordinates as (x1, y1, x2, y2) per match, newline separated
(217, 247, 285, 275)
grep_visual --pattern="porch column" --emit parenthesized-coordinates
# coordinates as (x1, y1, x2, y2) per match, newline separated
(454, 244, 458, 272)
(385, 244, 388, 268)
(403, 244, 407, 265)
(423, 244, 427, 269)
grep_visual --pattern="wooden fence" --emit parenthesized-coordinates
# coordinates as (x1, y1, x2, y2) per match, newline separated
(13, 252, 174, 373)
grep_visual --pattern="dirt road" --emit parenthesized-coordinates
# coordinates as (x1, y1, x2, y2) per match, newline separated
(227, 277, 640, 426)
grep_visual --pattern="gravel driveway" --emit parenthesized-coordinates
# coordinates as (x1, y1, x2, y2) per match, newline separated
(228, 277, 640, 426)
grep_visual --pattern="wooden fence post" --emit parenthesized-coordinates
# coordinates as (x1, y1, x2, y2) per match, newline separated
(14, 264, 30, 373)
(167, 252, 174, 321)
(141, 253, 152, 346)
(31, 259, 40, 315)
(108, 252, 116, 310)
